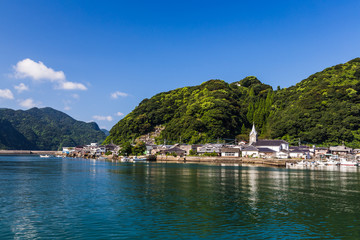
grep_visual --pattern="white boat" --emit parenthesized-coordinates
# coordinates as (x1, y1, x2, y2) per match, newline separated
(339, 158, 358, 166)
(315, 161, 326, 166)
(133, 157, 147, 162)
(40, 155, 50, 158)
(325, 160, 340, 166)
(120, 157, 131, 162)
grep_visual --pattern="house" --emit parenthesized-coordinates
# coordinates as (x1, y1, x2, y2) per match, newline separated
(289, 146, 311, 159)
(62, 147, 74, 154)
(258, 148, 276, 158)
(105, 144, 119, 153)
(177, 144, 202, 155)
(309, 146, 328, 158)
(160, 146, 186, 156)
(252, 140, 289, 152)
(221, 148, 241, 157)
(197, 144, 223, 155)
(329, 145, 352, 155)
(242, 145, 259, 157)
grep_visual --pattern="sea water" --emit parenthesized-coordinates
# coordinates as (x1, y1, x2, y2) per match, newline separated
(1, 155, 360, 239)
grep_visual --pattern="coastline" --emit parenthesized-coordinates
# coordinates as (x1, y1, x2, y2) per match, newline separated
(0, 150, 59, 155)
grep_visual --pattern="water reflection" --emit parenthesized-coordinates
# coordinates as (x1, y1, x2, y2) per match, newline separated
(1, 157, 360, 239)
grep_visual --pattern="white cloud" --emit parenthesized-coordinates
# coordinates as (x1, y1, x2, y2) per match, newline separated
(14, 58, 65, 81)
(116, 112, 124, 116)
(13, 58, 87, 91)
(111, 91, 129, 99)
(14, 83, 29, 93)
(57, 81, 87, 91)
(93, 115, 113, 121)
(18, 98, 40, 108)
(72, 94, 80, 99)
(0, 89, 14, 99)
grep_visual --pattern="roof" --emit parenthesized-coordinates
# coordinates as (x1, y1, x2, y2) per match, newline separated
(221, 148, 241, 153)
(253, 140, 288, 147)
(162, 147, 186, 153)
(242, 146, 258, 151)
(329, 146, 352, 152)
(257, 147, 275, 153)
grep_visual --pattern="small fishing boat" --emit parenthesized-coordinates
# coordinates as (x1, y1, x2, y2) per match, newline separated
(40, 155, 51, 158)
(120, 157, 131, 162)
(339, 158, 358, 166)
(325, 160, 340, 166)
(133, 157, 147, 162)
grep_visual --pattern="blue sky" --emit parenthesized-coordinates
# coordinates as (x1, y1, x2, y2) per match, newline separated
(0, 0, 359, 130)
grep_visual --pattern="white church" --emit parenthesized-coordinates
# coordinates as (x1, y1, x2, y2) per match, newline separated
(242, 124, 290, 159)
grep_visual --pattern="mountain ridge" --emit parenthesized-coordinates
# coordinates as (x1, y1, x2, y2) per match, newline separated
(0, 107, 106, 150)
(105, 57, 360, 147)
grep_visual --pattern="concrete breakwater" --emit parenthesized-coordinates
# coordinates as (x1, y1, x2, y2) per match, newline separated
(156, 155, 296, 167)
(0, 150, 59, 155)
(64, 152, 299, 167)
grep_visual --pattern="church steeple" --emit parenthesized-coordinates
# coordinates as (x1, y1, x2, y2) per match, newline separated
(249, 123, 258, 145)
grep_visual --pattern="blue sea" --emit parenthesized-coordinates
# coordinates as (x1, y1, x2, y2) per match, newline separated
(1, 155, 360, 239)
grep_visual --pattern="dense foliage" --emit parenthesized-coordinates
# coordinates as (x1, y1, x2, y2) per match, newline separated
(106, 58, 360, 147)
(105, 77, 273, 144)
(0, 107, 106, 150)
(268, 58, 360, 147)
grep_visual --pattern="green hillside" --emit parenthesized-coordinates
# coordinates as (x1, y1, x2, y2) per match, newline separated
(268, 58, 360, 147)
(105, 77, 274, 144)
(0, 107, 106, 150)
(105, 58, 360, 147)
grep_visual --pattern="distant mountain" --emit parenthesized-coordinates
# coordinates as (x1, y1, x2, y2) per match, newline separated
(0, 107, 106, 150)
(105, 58, 360, 148)
(101, 129, 110, 136)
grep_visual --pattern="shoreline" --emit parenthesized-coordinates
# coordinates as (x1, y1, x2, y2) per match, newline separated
(0, 150, 59, 155)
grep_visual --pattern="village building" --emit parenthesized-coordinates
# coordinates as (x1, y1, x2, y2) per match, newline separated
(197, 144, 223, 155)
(258, 147, 276, 158)
(160, 146, 186, 156)
(221, 147, 241, 157)
(329, 145, 353, 156)
(248, 124, 290, 159)
(242, 145, 259, 157)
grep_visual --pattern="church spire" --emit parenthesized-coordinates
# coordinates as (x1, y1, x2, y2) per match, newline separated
(249, 123, 258, 145)
(250, 123, 257, 136)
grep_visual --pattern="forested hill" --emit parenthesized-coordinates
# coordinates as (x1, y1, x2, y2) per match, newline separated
(0, 107, 106, 150)
(105, 76, 274, 145)
(268, 58, 360, 147)
(105, 58, 360, 147)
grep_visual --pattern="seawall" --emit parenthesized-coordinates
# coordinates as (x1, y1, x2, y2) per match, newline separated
(156, 155, 297, 166)
(0, 150, 59, 155)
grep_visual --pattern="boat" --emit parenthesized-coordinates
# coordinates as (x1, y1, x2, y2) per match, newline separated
(120, 157, 131, 162)
(40, 155, 51, 158)
(339, 158, 358, 166)
(325, 159, 340, 166)
(133, 157, 147, 162)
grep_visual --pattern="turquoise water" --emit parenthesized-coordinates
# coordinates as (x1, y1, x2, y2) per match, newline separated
(1, 156, 360, 239)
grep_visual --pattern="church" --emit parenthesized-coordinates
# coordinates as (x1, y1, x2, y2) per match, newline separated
(242, 124, 289, 158)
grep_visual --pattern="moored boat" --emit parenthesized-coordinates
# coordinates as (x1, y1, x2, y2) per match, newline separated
(120, 157, 131, 162)
(40, 155, 51, 158)
(133, 157, 147, 162)
(339, 158, 358, 166)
